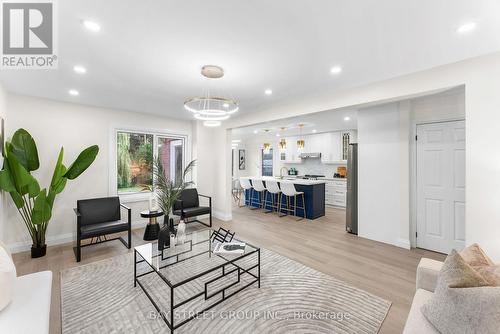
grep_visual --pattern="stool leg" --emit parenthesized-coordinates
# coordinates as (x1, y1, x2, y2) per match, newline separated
(302, 193, 307, 220)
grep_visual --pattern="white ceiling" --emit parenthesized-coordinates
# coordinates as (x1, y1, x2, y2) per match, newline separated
(231, 108, 357, 141)
(1, 0, 500, 121)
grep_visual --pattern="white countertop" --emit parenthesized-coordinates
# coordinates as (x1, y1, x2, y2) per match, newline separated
(241, 176, 326, 185)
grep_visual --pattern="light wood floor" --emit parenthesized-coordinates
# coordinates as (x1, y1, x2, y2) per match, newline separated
(13, 205, 445, 334)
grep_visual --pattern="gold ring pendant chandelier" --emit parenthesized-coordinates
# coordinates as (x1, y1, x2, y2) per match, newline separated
(184, 65, 239, 127)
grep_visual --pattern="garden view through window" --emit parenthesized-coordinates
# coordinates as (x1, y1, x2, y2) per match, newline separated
(117, 131, 185, 193)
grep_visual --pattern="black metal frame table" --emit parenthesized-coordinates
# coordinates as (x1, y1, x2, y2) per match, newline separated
(133, 229, 261, 333)
(140, 210, 164, 241)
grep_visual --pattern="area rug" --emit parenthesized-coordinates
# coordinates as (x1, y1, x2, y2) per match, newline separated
(61, 249, 391, 333)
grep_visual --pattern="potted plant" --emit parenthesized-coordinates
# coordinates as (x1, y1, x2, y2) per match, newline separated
(0, 129, 99, 258)
(154, 157, 195, 249)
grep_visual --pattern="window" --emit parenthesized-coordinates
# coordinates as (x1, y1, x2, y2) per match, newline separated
(116, 131, 186, 194)
(261, 149, 273, 176)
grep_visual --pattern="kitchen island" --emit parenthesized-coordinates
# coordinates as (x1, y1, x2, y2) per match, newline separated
(240, 176, 325, 219)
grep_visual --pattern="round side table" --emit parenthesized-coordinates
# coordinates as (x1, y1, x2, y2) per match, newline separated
(140, 210, 164, 241)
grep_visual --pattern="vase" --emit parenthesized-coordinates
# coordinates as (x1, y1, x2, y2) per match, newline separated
(177, 220, 186, 244)
(31, 244, 47, 258)
(158, 216, 176, 251)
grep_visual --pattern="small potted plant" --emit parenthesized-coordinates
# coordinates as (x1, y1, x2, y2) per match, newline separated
(154, 156, 195, 250)
(0, 129, 99, 258)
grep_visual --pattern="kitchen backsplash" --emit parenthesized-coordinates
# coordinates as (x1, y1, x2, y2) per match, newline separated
(283, 158, 346, 177)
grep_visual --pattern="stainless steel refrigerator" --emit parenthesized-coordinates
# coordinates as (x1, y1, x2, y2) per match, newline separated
(346, 143, 358, 234)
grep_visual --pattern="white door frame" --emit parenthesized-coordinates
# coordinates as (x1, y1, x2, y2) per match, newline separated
(409, 117, 465, 249)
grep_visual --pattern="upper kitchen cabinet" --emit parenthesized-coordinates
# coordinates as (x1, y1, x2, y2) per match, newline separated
(279, 136, 302, 163)
(321, 132, 342, 163)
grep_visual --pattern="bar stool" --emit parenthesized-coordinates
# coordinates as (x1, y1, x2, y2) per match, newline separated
(279, 182, 307, 220)
(239, 177, 253, 208)
(250, 179, 267, 210)
(263, 180, 281, 214)
(232, 179, 243, 204)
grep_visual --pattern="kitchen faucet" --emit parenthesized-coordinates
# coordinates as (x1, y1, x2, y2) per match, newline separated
(279, 167, 289, 179)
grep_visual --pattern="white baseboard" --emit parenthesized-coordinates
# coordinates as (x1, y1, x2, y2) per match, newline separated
(7, 220, 146, 254)
(395, 238, 411, 250)
(213, 210, 232, 222)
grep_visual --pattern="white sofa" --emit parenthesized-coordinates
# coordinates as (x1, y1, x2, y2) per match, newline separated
(0, 271, 52, 334)
(403, 258, 443, 334)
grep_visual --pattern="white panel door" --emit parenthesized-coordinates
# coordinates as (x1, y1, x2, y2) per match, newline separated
(416, 120, 465, 254)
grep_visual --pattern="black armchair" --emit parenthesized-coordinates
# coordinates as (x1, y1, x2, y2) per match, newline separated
(73, 196, 131, 262)
(173, 188, 212, 227)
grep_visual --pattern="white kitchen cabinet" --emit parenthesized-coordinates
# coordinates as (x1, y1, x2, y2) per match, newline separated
(280, 136, 302, 163)
(321, 132, 342, 164)
(325, 179, 347, 207)
(304, 133, 322, 152)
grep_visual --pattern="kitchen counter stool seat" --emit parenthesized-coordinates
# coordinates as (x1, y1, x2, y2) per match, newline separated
(279, 182, 307, 220)
(263, 180, 281, 214)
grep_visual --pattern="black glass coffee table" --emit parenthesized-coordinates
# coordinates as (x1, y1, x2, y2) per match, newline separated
(134, 229, 260, 333)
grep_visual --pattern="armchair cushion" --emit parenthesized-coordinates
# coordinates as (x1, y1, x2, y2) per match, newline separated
(173, 206, 210, 218)
(80, 220, 129, 238)
(77, 197, 121, 226)
(173, 189, 199, 210)
(421, 250, 499, 334)
(0, 246, 16, 312)
(417, 258, 443, 292)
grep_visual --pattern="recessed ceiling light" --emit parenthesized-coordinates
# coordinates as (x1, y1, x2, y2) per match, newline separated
(232, 139, 241, 143)
(264, 89, 273, 95)
(344, 116, 350, 121)
(276, 133, 280, 137)
(330, 66, 342, 74)
(457, 22, 476, 34)
(73, 65, 87, 74)
(223, 103, 229, 108)
(312, 129, 317, 133)
(253, 130, 258, 134)
(68, 89, 79, 96)
(82, 20, 101, 32)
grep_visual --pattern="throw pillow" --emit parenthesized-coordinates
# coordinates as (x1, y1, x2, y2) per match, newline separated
(421, 250, 500, 334)
(460, 243, 494, 267)
(0, 245, 16, 312)
(475, 265, 500, 287)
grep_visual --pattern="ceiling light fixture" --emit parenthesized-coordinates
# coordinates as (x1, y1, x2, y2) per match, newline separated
(297, 124, 305, 152)
(184, 65, 238, 127)
(278, 127, 287, 152)
(457, 22, 476, 34)
(253, 130, 258, 134)
(264, 89, 273, 95)
(68, 89, 79, 96)
(232, 139, 241, 143)
(82, 20, 101, 32)
(330, 66, 343, 74)
(344, 116, 351, 121)
(73, 65, 87, 74)
(312, 129, 317, 133)
(263, 130, 272, 154)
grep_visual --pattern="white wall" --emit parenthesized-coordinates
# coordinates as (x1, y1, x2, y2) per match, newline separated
(358, 103, 410, 248)
(200, 52, 500, 260)
(342, 89, 465, 250)
(4, 94, 192, 252)
(0, 84, 7, 243)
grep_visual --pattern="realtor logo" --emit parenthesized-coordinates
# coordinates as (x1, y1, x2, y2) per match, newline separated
(1, 0, 57, 69)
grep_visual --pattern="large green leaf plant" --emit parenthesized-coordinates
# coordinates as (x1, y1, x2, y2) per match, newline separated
(0, 129, 99, 248)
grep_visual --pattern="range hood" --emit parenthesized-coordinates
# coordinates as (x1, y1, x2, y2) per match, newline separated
(300, 152, 322, 159)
